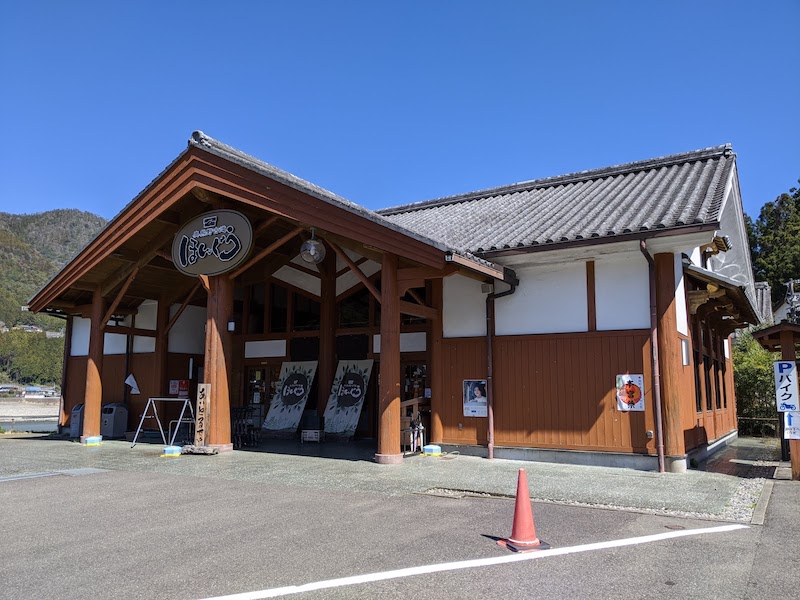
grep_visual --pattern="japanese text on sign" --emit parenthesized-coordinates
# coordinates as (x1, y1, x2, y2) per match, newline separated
(195, 384, 210, 446)
(773, 361, 799, 412)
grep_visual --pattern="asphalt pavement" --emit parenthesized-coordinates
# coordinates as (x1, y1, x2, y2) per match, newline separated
(0, 434, 796, 599)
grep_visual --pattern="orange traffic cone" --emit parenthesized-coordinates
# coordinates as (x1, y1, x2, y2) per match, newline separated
(497, 468, 550, 552)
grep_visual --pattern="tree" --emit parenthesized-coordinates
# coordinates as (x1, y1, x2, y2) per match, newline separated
(733, 330, 777, 436)
(747, 180, 800, 303)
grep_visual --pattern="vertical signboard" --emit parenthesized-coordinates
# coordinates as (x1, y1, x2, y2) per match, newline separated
(195, 384, 210, 446)
(774, 361, 799, 412)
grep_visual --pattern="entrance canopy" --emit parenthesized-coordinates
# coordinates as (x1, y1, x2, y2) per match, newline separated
(30, 131, 514, 317)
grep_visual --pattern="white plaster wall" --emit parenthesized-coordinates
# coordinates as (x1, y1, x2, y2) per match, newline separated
(245, 340, 287, 358)
(71, 317, 90, 356)
(443, 275, 487, 337)
(273, 266, 321, 297)
(495, 262, 587, 335)
(373, 332, 427, 353)
(673, 253, 689, 335)
(168, 305, 206, 354)
(594, 254, 650, 331)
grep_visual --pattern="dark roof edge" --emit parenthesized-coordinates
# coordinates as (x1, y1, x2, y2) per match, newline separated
(378, 144, 733, 216)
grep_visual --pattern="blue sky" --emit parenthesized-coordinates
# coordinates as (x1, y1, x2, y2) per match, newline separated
(1, 1, 797, 221)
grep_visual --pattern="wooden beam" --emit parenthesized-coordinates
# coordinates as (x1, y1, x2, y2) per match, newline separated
(586, 260, 596, 332)
(229, 227, 303, 280)
(100, 225, 177, 296)
(398, 300, 437, 321)
(155, 249, 173, 263)
(337, 256, 368, 277)
(407, 289, 425, 306)
(103, 325, 158, 338)
(102, 267, 139, 326)
(254, 215, 280, 236)
(376, 253, 401, 463)
(165, 280, 203, 335)
(329, 241, 381, 303)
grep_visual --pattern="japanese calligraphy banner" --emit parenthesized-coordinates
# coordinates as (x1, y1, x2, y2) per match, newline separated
(774, 361, 799, 412)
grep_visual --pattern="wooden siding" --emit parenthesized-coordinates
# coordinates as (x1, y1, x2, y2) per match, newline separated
(440, 331, 656, 453)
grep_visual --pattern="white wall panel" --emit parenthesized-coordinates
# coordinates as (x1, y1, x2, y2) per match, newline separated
(373, 332, 427, 354)
(595, 255, 650, 331)
(495, 262, 587, 335)
(103, 330, 127, 354)
(168, 305, 206, 354)
(71, 318, 90, 356)
(273, 266, 321, 297)
(443, 275, 486, 338)
(245, 339, 287, 358)
(133, 299, 157, 353)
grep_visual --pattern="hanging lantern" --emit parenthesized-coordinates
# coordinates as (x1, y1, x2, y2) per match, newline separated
(300, 228, 326, 264)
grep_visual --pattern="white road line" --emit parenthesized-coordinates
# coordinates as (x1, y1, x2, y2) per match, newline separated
(201, 523, 749, 600)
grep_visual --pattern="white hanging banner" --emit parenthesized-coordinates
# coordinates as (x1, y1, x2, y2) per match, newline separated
(616, 373, 645, 412)
(262, 362, 318, 432)
(323, 360, 374, 437)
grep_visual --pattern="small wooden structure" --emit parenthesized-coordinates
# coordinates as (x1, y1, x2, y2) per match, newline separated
(753, 321, 800, 480)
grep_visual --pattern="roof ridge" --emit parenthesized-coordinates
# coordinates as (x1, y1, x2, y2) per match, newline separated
(377, 144, 733, 216)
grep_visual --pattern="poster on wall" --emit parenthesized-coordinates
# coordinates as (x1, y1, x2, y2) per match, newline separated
(262, 362, 318, 432)
(463, 379, 488, 417)
(324, 360, 374, 437)
(616, 373, 645, 412)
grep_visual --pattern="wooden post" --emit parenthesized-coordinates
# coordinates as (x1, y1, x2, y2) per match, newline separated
(375, 253, 402, 463)
(204, 274, 234, 450)
(154, 296, 170, 397)
(429, 278, 444, 444)
(318, 252, 336, 414)
(655, 253, 686, 471)
(82, 286, 105, 441)
(780, 329, 800, 480)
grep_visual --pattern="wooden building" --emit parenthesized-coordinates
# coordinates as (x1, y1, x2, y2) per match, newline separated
(29, 134, 760, 471)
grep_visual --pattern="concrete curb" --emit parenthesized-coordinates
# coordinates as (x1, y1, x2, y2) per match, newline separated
(751, 479, 774, 525)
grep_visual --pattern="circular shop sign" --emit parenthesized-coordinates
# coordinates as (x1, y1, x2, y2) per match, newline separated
(172, 210, 253, 276)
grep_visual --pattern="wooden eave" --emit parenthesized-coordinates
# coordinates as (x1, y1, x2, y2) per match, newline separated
(30, 145, 460, 313)
(752, 322, 800, 353)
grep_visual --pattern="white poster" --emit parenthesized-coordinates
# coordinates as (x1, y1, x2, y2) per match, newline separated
(323, 360, 374, 437)
(262, 361, 318, 432)
(616, 373, 645, 412)
(463, 380, 488, 417)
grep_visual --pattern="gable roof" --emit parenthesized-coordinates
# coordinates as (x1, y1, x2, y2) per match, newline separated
(377, 145, 735, 255)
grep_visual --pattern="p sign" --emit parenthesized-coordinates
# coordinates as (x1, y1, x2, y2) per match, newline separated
(774, 361, 799, 412)
(785, 412, 800, 440)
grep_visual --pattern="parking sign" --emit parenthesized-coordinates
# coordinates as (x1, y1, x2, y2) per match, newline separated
(774, 361, 799, 412)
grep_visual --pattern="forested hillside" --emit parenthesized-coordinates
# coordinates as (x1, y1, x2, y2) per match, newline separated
(0, 209, 106, 385)
(0, 209, 106, 329)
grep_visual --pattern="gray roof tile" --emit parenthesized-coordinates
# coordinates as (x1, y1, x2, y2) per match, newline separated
(377, 145, 735, 254)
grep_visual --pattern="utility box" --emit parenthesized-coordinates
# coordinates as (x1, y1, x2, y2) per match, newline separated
(70, 404, 84, 438)
(100, 403, 128, 439)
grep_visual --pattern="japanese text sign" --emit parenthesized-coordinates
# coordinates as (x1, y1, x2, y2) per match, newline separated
(774, 361, 799, 412)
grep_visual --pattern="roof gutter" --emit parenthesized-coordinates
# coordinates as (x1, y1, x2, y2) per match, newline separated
(640, 240, 666, 473)
(486, 280, 516, 460)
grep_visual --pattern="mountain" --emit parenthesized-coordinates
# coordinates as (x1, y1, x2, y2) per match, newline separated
(0, 209, 107, 329)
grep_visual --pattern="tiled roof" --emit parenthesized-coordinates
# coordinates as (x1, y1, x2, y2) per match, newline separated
(377, 145, 735, 254)
(188, 132, 508, 276)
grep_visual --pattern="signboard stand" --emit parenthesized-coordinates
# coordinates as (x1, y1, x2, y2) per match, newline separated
(754, 323, 800, 480)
